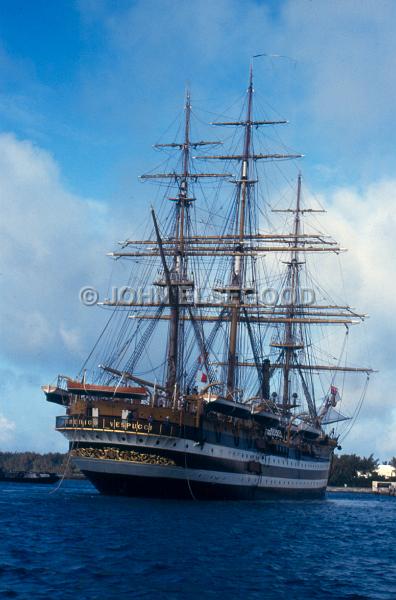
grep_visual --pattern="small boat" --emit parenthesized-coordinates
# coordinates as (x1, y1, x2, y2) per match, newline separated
(0, 470, 60, 484)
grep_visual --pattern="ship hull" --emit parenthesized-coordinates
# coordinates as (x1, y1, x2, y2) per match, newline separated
(79, 465, 326, 500)
(61, 425, 331, 500)
(72, 448, 329, 501)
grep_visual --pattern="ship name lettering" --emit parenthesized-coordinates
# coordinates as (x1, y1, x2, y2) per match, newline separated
(265, 428, 282, 439)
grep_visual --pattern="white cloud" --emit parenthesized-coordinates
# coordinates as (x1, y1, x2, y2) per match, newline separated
(59, 323, 85, 356)
(326, 180, 396, 365)
(0, 366, 66, 453)
(0, 133, 143, 452)
(303, 179, 396, 459)
(0, 414, 16, 443)
(0, 133, 123, 373)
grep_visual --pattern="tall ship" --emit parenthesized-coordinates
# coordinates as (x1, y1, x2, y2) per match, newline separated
(43, 66, 373, 499)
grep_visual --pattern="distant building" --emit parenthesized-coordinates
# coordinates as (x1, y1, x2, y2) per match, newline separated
(372, 481, 396, 495)
(374, 464, 396, 479)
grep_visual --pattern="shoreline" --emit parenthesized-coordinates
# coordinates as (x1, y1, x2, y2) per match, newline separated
(327, 486, 372, 494)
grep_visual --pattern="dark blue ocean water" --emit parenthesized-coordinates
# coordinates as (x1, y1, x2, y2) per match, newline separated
(0, 480, 395, 600)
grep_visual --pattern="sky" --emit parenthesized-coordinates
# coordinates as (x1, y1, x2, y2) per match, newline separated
(0, 0, 395, 459)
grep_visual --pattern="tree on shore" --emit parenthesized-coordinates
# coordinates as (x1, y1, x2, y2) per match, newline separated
(329, 454, 379, 487)
(0, 452, 80, 477)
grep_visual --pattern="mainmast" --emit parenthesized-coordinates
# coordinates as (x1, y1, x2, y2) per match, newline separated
(194, 64, 302, 400)
(226, 65, 254, 397)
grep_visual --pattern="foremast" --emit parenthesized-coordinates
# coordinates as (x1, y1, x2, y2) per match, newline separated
(165, 90, 191, 399)
(136, 90, 227, 400)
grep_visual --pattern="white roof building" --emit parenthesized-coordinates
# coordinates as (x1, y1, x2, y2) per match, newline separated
(374, 464, 396, 479)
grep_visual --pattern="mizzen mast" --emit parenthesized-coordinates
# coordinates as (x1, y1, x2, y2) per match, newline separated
(281, 173, 303, 411)
(272, 174, 324, 418)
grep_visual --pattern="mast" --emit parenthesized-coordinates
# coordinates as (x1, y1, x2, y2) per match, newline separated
(226, 65, 254, 397)
(129, 90, 229, 398)
(272, 174, 327, 420)
(166, 89, 191, 398)
(194, 64, 301, 399)
(282, 173, 302, 410)
(103, 75, 370, 413)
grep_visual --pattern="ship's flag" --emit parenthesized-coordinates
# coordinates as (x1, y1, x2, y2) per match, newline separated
(201, 372, 208, 383)
(330, 385, 338, 396)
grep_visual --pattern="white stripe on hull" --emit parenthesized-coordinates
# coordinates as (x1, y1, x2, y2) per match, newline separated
(62, 429, 330, 473)
(73, 457, 328, 491)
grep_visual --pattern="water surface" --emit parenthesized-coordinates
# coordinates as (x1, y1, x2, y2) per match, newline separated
(0, 480, 395, 599)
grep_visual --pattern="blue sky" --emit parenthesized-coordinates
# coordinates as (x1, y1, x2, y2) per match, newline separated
(0, 0, 395, 458)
